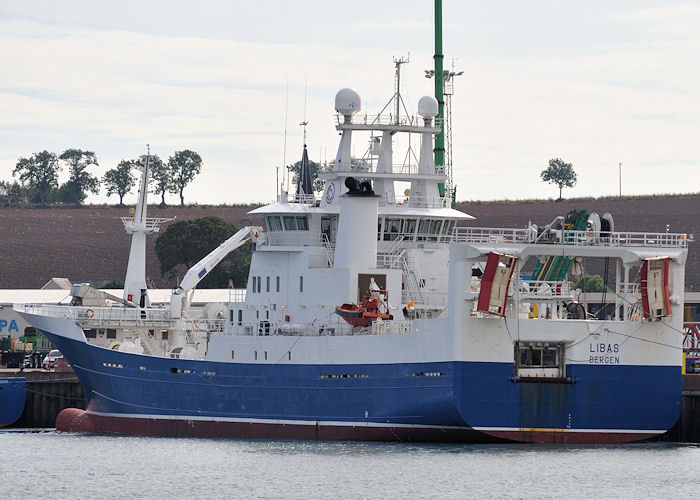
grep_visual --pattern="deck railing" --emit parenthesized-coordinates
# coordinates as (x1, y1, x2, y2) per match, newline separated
(519, 280, 572, 300)
(14, 303, 174, 327)
(336, 113, 443, 128)
(454, 227, 691, 248)
(262, 231, 326, 247)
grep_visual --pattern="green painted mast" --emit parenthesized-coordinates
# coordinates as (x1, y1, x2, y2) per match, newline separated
(433, 0, 446, 198)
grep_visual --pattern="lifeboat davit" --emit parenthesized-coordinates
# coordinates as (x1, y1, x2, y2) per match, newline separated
(335, 292, 393, 327)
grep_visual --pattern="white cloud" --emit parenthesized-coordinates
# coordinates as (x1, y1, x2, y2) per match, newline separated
(0, 3, 698, 206)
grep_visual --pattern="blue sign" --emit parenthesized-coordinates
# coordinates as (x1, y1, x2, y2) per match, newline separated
(0, 319, 19, 333)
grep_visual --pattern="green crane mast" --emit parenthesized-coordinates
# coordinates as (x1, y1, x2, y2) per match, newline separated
(434, 0, 445, 199)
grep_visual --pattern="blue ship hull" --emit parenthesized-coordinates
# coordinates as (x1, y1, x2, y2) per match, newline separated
(0, 377, 26, 427)
(40, 329, 680, 444)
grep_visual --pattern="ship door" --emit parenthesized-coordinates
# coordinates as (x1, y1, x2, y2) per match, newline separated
(358, 274, 386, 301)
(321, 216, 337, 245)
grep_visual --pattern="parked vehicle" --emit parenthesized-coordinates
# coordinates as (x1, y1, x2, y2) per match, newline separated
(42, 349, 63, 370)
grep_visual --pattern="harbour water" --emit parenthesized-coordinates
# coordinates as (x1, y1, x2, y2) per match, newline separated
(1, 431, 699, 499)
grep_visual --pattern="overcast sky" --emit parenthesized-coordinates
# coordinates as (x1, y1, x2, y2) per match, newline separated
(1, 1, 698, 205)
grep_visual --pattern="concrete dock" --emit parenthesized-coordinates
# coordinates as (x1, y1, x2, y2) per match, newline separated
(1, 369, 84, 428)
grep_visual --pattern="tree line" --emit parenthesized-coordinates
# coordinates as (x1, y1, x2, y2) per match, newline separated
(1, 148, 202, 208)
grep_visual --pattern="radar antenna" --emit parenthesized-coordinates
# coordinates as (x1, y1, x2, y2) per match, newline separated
(393, 55, 409, 125)
(372, 54, 412, 126)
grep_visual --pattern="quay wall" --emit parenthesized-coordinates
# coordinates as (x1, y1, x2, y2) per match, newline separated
(661, 375, 700, 442)
(9, 371, 85, 428)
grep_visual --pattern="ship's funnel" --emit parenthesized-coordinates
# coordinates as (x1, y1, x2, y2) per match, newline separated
(334, 177, 378, 270)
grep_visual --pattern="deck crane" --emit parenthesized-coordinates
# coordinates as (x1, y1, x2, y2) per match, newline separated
(169, 226, 263, 318)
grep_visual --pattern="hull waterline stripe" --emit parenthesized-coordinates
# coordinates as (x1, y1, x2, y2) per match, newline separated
(86, 410, 469, 430)
(85, 410, 665, 435)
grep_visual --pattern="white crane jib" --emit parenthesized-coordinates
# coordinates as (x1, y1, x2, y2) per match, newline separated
(169, 225, 262, 318)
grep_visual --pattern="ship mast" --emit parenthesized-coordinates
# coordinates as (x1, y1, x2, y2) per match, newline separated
(122, 146, 174, 307)
(434, 0, 445, 199)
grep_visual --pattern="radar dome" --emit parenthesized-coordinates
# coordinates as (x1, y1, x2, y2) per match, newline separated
(417, 95, 439, 118)
(335, 88, 361, 115)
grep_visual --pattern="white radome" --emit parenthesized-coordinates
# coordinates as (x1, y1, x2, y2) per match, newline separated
(335, 88, 361, 115)
(417, 95, 439, 118)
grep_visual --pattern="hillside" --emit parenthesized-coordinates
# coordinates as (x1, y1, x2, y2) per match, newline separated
(0, 196, 697, 290)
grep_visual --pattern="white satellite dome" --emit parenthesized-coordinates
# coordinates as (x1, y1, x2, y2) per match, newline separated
(335, 88, 361, 115)
(417, 95, 439, 119)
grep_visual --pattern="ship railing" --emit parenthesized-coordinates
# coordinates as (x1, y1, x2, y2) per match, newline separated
(454, 227, 537, 244)
(284, 193, 317, 205)
(225, 289, 247, 302)
(222, 320, 351, 337)
(519, 280, 573, 300)
(121, 217, 175, 233)
(14, 303, 174, 327)
(377, 253, 403, 269)
(383, 234, 409, 255)
(343, 161, 446, 179)
(308, 233, 334, 268)
(370, 319, 412, 335)
(454, 227, 692, 248)
(184, 318, 225, 334)
(336, 112, 444, 128)
(557, 230, 691, 247)
(384, 194, 449, 209)
(262, 231, 326, 248)
(401, 290, 449, 308)
(617, 282, 640, 295)
(379, 235, 448, 249)
(220, 317, 414, 337)
(604, 231, 691, 248)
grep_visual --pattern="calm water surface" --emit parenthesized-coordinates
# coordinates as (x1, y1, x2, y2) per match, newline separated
(1, 430, 699, 499)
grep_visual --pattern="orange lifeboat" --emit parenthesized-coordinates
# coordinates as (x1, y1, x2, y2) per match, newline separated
(335, 290, 393, 327)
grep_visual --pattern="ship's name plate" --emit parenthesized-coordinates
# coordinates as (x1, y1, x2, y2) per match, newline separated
(588, 342, 620, 365)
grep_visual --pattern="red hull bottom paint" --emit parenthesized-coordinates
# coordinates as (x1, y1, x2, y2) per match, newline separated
(54, 409, 659, 444)
(55, 409, 501, 443)
(481, 429, 659, 445)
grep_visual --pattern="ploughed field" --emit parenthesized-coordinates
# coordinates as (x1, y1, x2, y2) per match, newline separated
(0, 205, 261, 289)
(0, 196, 697, 290)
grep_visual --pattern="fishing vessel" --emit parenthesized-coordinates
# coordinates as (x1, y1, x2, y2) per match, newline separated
(15, 67, 692, 444)
(0, 377, 26, 427)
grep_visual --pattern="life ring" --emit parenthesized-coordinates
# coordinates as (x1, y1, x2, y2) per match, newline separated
(85, 308, 95, 319)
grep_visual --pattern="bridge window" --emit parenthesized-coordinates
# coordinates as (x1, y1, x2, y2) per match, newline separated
(266, 216, 282, 231)
(282, 216, 309, 231)
(441, 220, 455, 236)
(383, 218, 402, 241)
(295, 216, 309, 230)
(404, 219, 417, 236)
